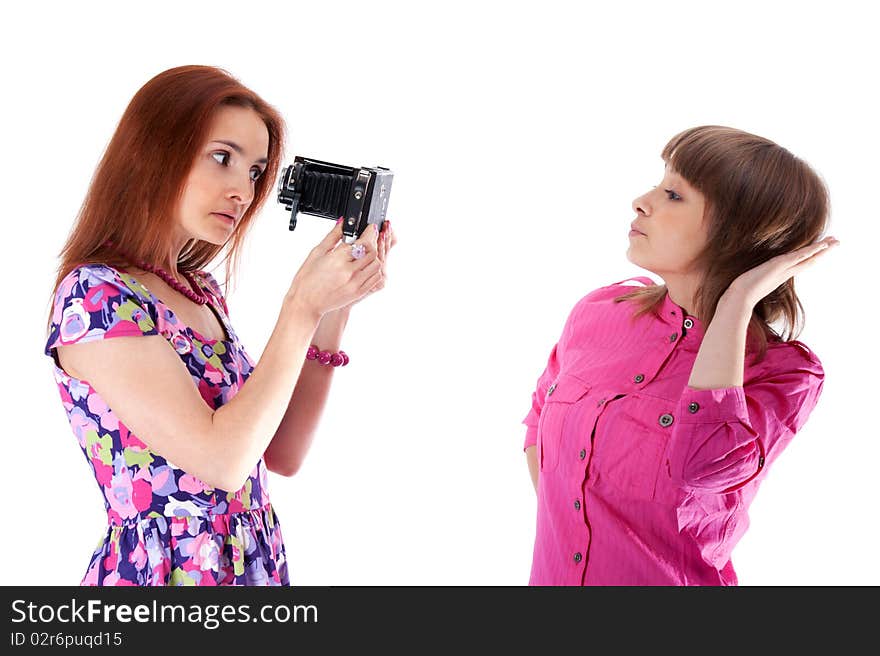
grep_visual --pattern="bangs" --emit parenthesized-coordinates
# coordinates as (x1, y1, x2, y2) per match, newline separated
(660, 125, 751, 193)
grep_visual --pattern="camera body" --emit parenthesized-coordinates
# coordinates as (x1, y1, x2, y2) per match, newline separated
(277, 156, 393, 244)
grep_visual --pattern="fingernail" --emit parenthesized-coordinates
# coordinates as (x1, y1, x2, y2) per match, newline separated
(373, 224, 379, 233)
(336, 217, 343, 225)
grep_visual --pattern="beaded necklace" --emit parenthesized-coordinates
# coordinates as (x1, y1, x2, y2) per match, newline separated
(103, 240, 209, 305)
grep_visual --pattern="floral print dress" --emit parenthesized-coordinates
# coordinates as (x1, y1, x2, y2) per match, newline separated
(44, 263, 289, 586)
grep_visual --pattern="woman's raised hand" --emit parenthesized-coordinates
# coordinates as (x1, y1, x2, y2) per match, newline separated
(284, 219, 382, 317)
(726, 235, 840, 308)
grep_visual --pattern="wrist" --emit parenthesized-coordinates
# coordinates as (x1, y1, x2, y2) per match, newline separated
(325, 304, 353, 319)
(306, 344, 350, 367)
(718, 286, 755, 315)
(713, 291, 755, 328)
(282, 293, 323, 325)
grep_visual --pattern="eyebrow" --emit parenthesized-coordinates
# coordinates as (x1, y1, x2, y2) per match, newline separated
(664, 168, 687, 188)
(211, 140, 268, 165)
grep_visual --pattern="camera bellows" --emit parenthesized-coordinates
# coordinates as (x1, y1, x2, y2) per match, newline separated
(300, 171, 349, 215)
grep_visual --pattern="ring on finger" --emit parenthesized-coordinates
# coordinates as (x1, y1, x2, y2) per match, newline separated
(351, 243, 367, 260)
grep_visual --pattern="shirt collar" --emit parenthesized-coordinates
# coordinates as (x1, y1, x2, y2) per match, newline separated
(659, 290, 705, 346)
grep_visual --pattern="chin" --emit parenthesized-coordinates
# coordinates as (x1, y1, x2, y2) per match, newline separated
(625, 248, 640, 268)
(201, 224, 234, 246)
(625, 250, 657, 275)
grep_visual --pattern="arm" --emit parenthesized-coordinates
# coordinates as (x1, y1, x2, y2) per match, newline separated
(263, 306, 350, 477)
(56, 295, 320, 491)
(669, 237, 836, 493)
(52, 224, 382, 492)
(686, 292, 750, 391)
(264, 218, 396, 476)
(689, 236, 836, 391)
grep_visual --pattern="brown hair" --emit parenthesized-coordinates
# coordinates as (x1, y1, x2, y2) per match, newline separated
(45, 65, 286, 331)
(616, 125, 830, 361)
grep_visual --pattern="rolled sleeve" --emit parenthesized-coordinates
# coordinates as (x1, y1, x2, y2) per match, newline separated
(523, 421, 539, 451)
(666, 343, 824, 494)
(678, 386, 748, 425)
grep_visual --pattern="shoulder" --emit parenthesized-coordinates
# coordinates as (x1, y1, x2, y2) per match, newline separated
(53, 263, 143, 308)
(59, 262, 158, 298)
(568, 277, 656, 320)
(586, 276, 655, 302)
(58, 263, 123, 288)
(556, 278, 657, 346)
(761, 335, 822, 367)
(749, 336, 824, 388)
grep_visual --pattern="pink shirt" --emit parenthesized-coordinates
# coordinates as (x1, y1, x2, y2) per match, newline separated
(523, 277, 824, 585)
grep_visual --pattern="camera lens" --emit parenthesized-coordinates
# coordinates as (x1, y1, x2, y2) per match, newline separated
(277, 166, 289, 196)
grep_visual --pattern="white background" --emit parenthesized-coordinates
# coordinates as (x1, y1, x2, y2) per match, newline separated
(3, 1, 877, 585)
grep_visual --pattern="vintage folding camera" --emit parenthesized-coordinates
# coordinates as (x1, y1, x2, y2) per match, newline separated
(276, 156, 393, 244)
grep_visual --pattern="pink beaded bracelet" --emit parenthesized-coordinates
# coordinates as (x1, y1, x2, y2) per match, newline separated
(306, 345, 350, 367)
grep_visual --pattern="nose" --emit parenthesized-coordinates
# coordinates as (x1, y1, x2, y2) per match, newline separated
(632, 191, 650, 216)
(227, 173, 254, 207)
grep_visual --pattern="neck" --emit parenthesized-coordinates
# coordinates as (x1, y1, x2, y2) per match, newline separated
(162, 239, 190, 283)
(165, 229, 196, 281)
(659, 272, 701, 319)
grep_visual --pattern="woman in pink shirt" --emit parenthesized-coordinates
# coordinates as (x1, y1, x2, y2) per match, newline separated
(523, 125, 838, 585)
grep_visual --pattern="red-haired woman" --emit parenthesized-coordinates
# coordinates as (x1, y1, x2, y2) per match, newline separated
(523, 126, 837, 585)
(44, 65, 396, 586)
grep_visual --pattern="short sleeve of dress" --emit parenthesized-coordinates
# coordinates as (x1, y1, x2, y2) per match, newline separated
(44, 264, 160, 364)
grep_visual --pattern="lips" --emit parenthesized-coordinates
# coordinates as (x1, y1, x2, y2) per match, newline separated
(212, 212, 236, 225)
(630, 223, 646, 236)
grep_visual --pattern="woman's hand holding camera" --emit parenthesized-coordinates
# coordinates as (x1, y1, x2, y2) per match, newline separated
(284, 220, 383, 318)
(341, 219, 396, 310)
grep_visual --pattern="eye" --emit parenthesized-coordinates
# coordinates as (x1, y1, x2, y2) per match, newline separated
(212, 151, 263, 183)
(211, 151, 231, 166)
(664, 189, 682, 201)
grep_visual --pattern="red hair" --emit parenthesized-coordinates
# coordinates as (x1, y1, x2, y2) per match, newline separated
(45, 65, 286, 331)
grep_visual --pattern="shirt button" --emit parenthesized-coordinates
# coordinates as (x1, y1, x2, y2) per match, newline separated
(670, 332, 678, 342)
(574, 552, 583, 563)
(547, 383, 557, 396)
(633, 374, 645, 383)
(574, 499, 581, 511)
(688, 401, 700, 413)
(658, 413, 674, 427)
(579, 449, 587, 460)
(683, 318, 695, 330)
